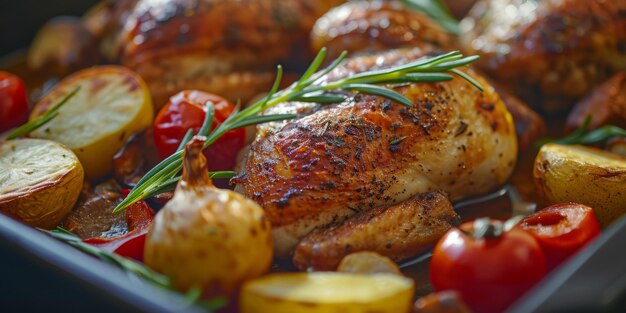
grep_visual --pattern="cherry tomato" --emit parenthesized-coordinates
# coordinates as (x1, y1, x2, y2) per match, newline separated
(153, 90, 246, 171)
(84, 192, 154, 261)
(430, 219, 547, 313)
(518, 203, 601, 270)
(0, 72, 30, 133)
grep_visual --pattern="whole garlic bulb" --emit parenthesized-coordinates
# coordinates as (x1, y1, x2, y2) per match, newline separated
(144, 136, 273, 297)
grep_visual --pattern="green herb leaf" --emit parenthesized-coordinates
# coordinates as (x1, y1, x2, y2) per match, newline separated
(47, 227, 171, 289)
(343, 83, 413, 107)
(229, 113, 298, 129)
(400, 0, 460, 35)
(291, 94, 347, 104)
(47, 228, 226, 311)
(534, 116, 626, 148)
(6, 87, 80, 140)
(390, 136, 408, 145)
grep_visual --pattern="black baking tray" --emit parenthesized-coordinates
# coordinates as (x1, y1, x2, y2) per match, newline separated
(1, 199, 625, 312)
(1, 2, 626, 312)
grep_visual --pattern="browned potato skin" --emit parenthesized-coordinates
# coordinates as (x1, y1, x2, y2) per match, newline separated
(534, 144, 626, 228)
(311, 0, 456, 60)
(293, 191, 459, 271)
(27, 17, 100, 77)
(117, 0, 344, 107)
(461, 0, 626, 112)
(566, 72, 626, 133)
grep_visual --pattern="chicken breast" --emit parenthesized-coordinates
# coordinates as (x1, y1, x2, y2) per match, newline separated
(233, 48, 518, 257)
(461, 0, 626, 112)
(293, 191, 460, 271)
(117, 0, 344, 107)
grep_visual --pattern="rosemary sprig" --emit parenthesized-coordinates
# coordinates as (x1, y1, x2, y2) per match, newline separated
(535, 116, 626, 147)
(6, 87, 80, 140)
(142, 171, 236, 199)
(47, 227, 171, 289)
(46, 227, 226, 311)
(114, 48, 481, 213)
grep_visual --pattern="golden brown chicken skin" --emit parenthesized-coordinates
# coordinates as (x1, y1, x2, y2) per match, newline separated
(461, 0, 626, 112)
(311, 0, 455, 60)
(117, 0, 344, 107)
(293, 191, 459, 271)
(233, 48, 518, 257)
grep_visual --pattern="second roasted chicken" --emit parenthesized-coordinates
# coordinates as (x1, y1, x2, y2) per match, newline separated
(233, 48, 518, 266)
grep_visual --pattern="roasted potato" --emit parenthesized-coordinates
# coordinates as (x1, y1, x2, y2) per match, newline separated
(29, 66, 153, 179)
(240, 272, 415, 313)
(27, 16, 100, 77)
(337, 252, 402, 275)
(0, 139, 83, 229)
(534, 144, 626, 227)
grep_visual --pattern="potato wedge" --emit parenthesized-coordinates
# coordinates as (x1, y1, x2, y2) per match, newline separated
(534, 144, 626, 227)
(240, 272, 414, 313)
(0, 139, 83, 229)
(29, 65, 153, 179)
(337, 252, 402, 275)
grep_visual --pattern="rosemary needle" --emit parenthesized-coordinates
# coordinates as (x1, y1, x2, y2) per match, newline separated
(6, 87, 80, 140)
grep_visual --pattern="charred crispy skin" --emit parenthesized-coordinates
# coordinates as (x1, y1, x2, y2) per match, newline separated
(312, 0, 455, 59)
(117, 0, 343, 107)
(234, 48, 518, 257)
(566, 72, 626, 132)
(293, 191, 459, 271)
(461, 0, 626, 112)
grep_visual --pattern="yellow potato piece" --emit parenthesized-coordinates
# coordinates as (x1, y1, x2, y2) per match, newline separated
(534, 143, 626, 227)
(240, 272, 415, 313)
(337, 251, 402, 275)
(0, 139, 83, 229)
(29, 65, 153, 179)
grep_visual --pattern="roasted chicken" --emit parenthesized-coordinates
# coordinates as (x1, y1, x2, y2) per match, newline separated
(461, 0, 626, 112)
(116, 0, 344, 107)
(234, 48, 518, 259)
(311, 0, 545, 154)
(311, 0, 455, 60)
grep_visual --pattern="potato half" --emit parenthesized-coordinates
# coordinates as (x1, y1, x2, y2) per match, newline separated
(240, 272, 415, 313)
(0, 139, 83, 229)
(29, 65, 153, 179)
(534, 144, 626, 227)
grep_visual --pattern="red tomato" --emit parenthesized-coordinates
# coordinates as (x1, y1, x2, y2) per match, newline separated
(0, 72, 30, 133)
(84, 194, 154, 261)
(430, 219, 547, 313)
(153, 90, 246, 171)
(518, 203, 601, 270)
